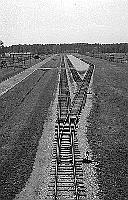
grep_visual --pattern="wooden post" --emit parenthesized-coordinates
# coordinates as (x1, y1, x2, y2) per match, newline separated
(23, 57, 25, 68)
(30, 54, 31, 66)
(13, 54, 15, 70)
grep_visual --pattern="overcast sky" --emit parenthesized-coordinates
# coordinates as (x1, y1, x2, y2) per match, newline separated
(0, 0, 128, 46)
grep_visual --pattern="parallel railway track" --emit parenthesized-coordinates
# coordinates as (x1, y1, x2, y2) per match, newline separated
(47, 55, 94, 200)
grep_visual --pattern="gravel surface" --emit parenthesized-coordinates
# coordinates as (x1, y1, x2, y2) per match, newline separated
(65, 57, 77, 102)
(67, 54, 89, 71)
(67, 57, 100, 199)
(76, 85, 100, 200)
(1, 53, 127, 200)
(77, 93, 100, 200)
(14, 81, 59, 200)
(0, 57, 60, 199)
(65, 55, 99, 199)
(75, 54, 128, 200)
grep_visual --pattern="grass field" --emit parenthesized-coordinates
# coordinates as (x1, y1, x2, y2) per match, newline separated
(0, 55, 50, 83)
(0, 56, 60, 200)
(75, 54, 128, 199)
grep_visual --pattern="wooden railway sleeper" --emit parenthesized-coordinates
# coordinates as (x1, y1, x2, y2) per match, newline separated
(48, 56, 94, 200)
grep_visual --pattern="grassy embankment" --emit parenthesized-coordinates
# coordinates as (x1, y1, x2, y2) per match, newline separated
(76, 54, 128, 199)
(0, 56, 60, 200)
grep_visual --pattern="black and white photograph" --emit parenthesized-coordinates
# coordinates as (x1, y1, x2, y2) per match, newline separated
(0, 0, 128, 199)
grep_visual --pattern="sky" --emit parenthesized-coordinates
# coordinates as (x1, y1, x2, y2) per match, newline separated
(0, 0, 128, 46)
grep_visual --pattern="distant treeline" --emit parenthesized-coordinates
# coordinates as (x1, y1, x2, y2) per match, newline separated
(2, 43, 128, 55)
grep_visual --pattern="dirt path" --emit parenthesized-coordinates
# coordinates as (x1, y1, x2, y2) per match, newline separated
(14, 82, 59, 200)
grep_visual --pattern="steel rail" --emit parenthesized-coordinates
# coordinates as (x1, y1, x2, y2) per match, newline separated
(47, 55, 94, 200)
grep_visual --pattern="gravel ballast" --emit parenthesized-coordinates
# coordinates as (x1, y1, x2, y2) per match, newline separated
(14, 77, 59, 200)
(75, 54, 128, 200)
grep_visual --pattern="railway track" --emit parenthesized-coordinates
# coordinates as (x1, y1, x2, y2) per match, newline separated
(47, 55, 94, 200)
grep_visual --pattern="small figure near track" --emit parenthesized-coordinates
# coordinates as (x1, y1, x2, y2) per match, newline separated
(83, 151, 92, 164)
(0, 60, 7, 69)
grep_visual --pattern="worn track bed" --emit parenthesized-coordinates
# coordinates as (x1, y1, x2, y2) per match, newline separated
(47, 55, 94, 200)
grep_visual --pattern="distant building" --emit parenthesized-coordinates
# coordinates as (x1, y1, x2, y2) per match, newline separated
(109, 54, 114, 62)
(9, 52, 31, 57)
(108, 53, 127, 63)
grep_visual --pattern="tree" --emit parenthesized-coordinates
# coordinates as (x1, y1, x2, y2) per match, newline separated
(0, 40, 3, 46)
(0, 40, 4, 55)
